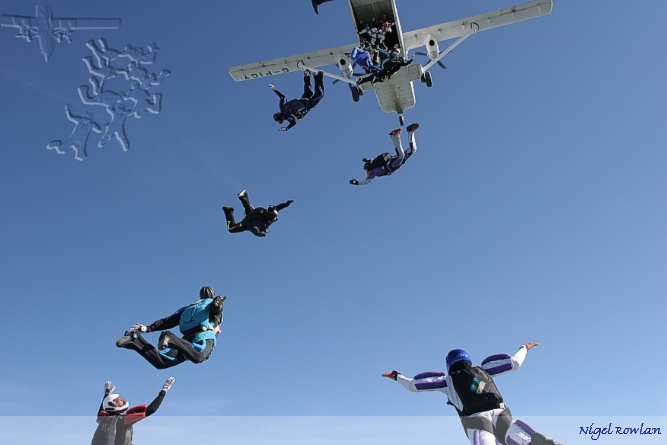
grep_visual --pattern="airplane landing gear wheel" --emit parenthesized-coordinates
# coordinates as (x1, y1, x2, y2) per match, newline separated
(422, 71, 433, 88)
(398, 114, 405, 126)
(351, 85, 360, 102)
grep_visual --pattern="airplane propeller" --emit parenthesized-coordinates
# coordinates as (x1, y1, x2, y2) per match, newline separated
(414, 52, 447, 70)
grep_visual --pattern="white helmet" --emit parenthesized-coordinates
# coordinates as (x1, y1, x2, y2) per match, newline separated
(102, 394, 129, 413)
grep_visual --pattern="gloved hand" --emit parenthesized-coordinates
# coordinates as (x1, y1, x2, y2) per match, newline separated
(162, 377, 175, 393)
(268, 84, 275, 90)
(258, 232, 266, 237)
(212, 295, 226, 309)
(131, 323, 148, 333)
(285, 200, 294, 206)
(350, 179, 359, 185)
(381, 370, 400, 380)
(105, 381, 116, 395)
(279, 127, 288, 132)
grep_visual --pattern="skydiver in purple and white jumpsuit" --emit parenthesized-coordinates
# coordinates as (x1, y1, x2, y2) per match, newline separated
(382, 344, 562, 445)
(350, 124, 419, 186)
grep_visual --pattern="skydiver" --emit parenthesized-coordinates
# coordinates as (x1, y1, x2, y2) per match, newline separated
(350, 124, 419, 186)
(356, 49, 413, 86)
(222, 190, 293, 237)
(47, 104, 102, 161)
(270, 69, 324, 131)
(348, 47, 381, 73)
(91, 378, 174, 445)
(115, 286, 225, 369)
(382, 344, 563, 445)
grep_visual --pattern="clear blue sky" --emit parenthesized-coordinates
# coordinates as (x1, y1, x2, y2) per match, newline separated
(0, 0, 665, 441)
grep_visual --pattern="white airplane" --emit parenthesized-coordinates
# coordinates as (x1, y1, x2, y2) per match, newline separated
(1, 5, 121, 62)
(229, 0, 553, 125)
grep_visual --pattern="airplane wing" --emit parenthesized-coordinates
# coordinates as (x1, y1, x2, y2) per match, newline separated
(1, 15, 121, 30)
(229, 43, 357, 82)
(402, 0, 553, 52)
(1, 14, 37, 29)
(51, 17, 122, 30)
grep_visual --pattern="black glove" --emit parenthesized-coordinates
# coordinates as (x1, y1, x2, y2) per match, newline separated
(285, 200, 294, 207)
(350, 179, 359, 185)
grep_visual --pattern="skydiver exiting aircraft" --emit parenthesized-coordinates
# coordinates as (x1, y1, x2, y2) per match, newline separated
(382, 343, 563, 445)
(348, 46, 381, 73)
(357, 49, 414, 86)
(350, 124, 419, 186)
(91, 378, 174, 445)
(270, 70, 324, 131)
(116, 286, 225, 369)
(222, 190, 293, 237)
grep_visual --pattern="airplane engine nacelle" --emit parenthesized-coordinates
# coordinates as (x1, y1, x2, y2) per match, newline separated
(338, 58, 353, 78)
(426, 39, 439, 60)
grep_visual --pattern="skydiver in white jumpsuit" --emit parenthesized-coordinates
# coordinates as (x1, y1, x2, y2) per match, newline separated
(382, 344, 562, 445)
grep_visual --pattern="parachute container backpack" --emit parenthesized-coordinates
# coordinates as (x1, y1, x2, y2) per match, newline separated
(179, 298, 214, 334)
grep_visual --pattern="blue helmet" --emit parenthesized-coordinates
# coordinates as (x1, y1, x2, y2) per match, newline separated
(446, 349, 471, 372)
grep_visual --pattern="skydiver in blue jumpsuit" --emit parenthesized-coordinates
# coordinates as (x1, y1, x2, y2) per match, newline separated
(115, 286, 225, 369)
(270, 70, 324, 131)
(349, 47, 381, 73)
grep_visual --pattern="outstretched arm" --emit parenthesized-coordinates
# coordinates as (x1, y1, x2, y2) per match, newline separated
(284, 115, 297, 130)
(382, 370, 448, 393)
(481, 343, 539, 377)
(132, 311, 182, 333)
(274, 200, 294, 212)
(98, 381, 115, 412)
(269, 84, 285, 100)
(146, 377, 174, 417)
(350, 178, 373, 186)
(123, 377, 174, 426)
(208, 296, 226, 329)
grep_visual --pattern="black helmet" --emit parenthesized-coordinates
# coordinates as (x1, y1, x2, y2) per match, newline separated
(200, 286, 215, 300)
(266, 206, 278, 221)
(273, 112, 285, 123)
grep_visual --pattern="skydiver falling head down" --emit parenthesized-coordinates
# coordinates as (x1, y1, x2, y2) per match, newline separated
(115, 286, 226, 369)
(350, 123, 419, 186)
(222, 190, 293, 237)
(382, 343, 563, 445)
(91, 378, 174, 445)
(270, 69, 324, 131)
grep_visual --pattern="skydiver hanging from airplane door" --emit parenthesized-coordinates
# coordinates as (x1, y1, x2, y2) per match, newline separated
(348, 47, 382, 74)
(350, 124, 419, 186)
(357, 49, 414, 86)
(270, 70, 324, 131)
